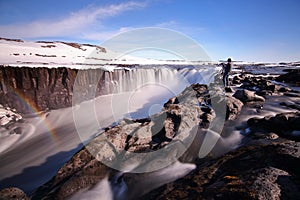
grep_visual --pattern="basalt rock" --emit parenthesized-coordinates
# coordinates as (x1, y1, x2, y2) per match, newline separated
(0, 187, 29, 200)
(0, 66, 77, 113)
(284, 92, 300, 98)
(0, 66, 155, 114)
(225, 95, 243, 120)
(144, 140, 300, 200)
(280, 101, 300, 111)
(32, 147, 115, 200)
(225, 86, 234, 93)
(276, 69, 300, 85)
(247, 112, 300, 141)
(233, 89, 265, 103)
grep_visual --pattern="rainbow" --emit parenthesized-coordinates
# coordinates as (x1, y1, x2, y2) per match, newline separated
(12, 90, 59, 142)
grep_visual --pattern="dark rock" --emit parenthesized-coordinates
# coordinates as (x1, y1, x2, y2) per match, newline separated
(279, 86, 291, 93)
(280, 102, 300, 111)
(0, 187, 29, 200)
(284, 92, 300, 97)
(144, 140, 300, 200)
(265, 83, 281, 93)
(0, 66, 77, 113)
(32, 148, 113, 200)
(233, 89, 265, 103)
(191, 84, 208, 96)
(252, 132, 279, 140)
(200, 106, 212, 113)
(226, 95, 243, 120)
(276, 69, 300, 85)
(163, 97, 179, 108)
(200, 112, 215, 128)
(225, 86, 234, 93)
(1, 66, 165, 114)
(232, 75, 242, 84)
(247, 112, 300, 141)
(253, 104, 263, 110)
(255, 90, 271, 97)
(239, 75, 284, 95)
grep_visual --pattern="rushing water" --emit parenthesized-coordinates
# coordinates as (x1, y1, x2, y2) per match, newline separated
(1, 65, 222, 196)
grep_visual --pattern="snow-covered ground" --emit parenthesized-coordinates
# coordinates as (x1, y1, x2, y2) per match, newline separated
(0, 38, 216, 67)
(2, 37, 298, 69)
(0, 105, 22, 126)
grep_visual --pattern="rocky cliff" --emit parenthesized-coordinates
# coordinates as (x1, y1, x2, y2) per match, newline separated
(0, 66, 186, 114)
(0, 66, 78, 113)
(0, 66, 141, 113)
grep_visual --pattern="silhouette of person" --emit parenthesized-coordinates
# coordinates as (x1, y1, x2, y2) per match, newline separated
(222, 58, 232, 87)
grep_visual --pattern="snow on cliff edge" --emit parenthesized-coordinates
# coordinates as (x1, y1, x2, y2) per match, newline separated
(0, 37, 174, 68)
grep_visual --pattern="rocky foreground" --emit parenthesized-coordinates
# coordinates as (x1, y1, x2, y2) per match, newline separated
(1, 68, 300, 199)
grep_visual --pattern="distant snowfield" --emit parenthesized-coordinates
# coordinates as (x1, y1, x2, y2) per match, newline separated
(0, 38, 217, 67)
(1, 38, 299, 68)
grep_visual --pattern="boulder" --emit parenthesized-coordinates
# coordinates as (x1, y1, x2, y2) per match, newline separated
(0, 187, 29, 200)
(284, 92, 300, 98)
(225, 86, 234, 93)
(247, 112, 300, 141)
(226, 95, 243, 120)
(32, 148, 114, 200)
(280, 102, 300, 111)
(233, 89, 265, 103)
(276, 69, 300, 85)
(232, 75, 243, 85)
(239, 75, 283, 95)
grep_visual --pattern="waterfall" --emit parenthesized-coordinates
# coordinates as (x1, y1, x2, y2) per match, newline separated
(96, 65, 217, 96)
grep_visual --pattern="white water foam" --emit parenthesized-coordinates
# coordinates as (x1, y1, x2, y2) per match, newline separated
(0, 66, 217, 194)
(68, 161, 196, 200)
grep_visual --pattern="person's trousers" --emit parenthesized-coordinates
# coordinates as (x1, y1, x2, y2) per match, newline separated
(223, 74, 229, 87)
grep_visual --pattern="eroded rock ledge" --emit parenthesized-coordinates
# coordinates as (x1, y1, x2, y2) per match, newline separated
(145, 140, 300, 200)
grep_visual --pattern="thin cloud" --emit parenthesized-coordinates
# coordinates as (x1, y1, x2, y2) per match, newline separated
(82, 27, 135, 42)
(156, 20, 178, 28)
(156, 20, 208, 36)
(0, 1, 146, 39)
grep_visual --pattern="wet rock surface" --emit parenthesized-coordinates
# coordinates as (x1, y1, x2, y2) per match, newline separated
(0, 187, 29, 200)
(247, 112, 300, 141)
(225, 95, 243, 120)
(145, 140, 300, 200)
(32, 148, 114, 200)
(276, 69, 300, 85)
(233, 89, 265, 103)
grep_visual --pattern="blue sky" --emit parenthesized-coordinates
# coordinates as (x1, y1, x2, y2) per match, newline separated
(0, 0, 299, 62)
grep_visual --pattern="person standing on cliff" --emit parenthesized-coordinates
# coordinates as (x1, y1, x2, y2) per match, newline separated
(222, 58, 232, 87)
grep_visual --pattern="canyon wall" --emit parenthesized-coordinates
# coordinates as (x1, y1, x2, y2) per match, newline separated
(0, 66, 185, 113)
(0, 66, 78, 113)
